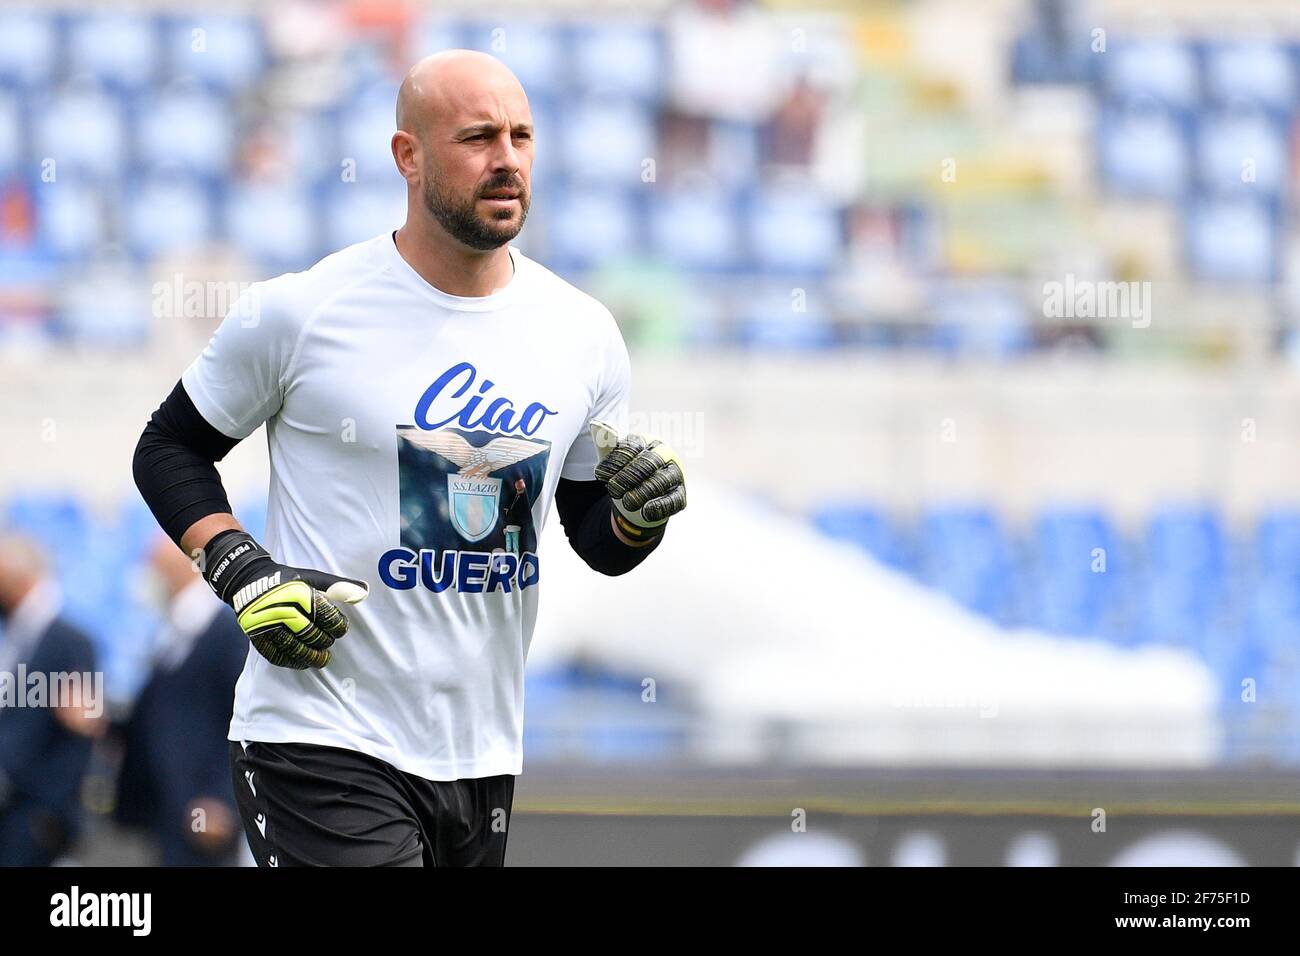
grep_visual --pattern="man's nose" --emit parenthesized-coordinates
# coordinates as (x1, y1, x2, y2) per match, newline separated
(488, 131, 522, 175)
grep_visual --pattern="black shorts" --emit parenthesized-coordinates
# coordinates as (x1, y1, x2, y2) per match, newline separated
(229, 740, 515, 867)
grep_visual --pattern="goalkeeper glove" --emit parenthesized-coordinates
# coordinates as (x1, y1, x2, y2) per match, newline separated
(200, 529, 368, 670)
(590, 421, 687, 543)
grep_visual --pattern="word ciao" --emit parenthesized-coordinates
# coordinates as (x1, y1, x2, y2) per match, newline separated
(415, 362, 557, 436)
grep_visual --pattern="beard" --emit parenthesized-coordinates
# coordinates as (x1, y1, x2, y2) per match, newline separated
(422, 170, 530, 251)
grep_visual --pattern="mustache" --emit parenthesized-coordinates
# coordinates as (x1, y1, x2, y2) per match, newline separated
(478, 176, 526, 197)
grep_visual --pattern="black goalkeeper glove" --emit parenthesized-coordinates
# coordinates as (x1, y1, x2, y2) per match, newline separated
(590, 421, 687, 543)
(200, 529, 368, 670)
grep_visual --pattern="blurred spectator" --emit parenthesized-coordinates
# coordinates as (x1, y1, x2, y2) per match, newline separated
(667, 0, 784, 124)
(0, 180, 34, 251)
(0, 533, 101, 866)
(112, 538, 245, 866)
(762, 76, 825, 170)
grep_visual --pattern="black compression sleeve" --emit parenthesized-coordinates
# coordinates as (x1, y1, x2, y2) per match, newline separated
(554, 477, 663, 576)
(132, 380, 240, 547)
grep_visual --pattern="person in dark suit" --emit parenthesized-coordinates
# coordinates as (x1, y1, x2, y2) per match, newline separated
(113, 537, 246, 865)
(0, 533, 102, 866)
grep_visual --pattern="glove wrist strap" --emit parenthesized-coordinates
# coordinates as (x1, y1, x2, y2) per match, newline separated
(202, 529, 275, 606)
(611, 496, 668, 531)
(611, 501, 666, 544)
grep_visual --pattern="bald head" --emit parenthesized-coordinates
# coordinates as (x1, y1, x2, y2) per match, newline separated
(397, 50, 528, 139)
(0, 532, 47, 613)
(149, 535, 202, 599)
(392, 50, 535, 252)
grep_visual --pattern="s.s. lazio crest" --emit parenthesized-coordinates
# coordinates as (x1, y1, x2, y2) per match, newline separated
(449, 474, 499, 543)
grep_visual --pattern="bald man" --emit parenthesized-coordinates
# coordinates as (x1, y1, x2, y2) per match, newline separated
(133, 51, 686, 867)
(112, 539, 244, 866)
(0, 533, 100, 866)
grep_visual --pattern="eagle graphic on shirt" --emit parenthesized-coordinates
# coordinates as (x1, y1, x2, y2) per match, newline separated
(396, 425, 550, 552)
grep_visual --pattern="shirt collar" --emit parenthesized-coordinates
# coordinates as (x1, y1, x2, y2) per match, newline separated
(154, 579, 223, 671)
(0, 579, 61, 667)
(382, 230, 523, 312)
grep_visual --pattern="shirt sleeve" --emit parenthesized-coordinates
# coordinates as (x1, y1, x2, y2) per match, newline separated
(180, 282, 297, 440)
(561, 313, 631, 481)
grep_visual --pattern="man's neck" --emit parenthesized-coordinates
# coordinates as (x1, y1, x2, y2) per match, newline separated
(394, 220, 514, 298)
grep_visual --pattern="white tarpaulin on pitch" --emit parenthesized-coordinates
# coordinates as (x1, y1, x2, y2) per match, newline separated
(529, 479, 1220, 767)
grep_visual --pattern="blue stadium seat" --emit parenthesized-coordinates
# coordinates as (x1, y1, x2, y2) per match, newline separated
(544, 186, 641, 269)
(1033, 580, 1107, 637)
(919, 505, 1017, 622)
(1010, 29, 1090, 86)
(570, 23, 662, 102)
(0, 90, 25, 173)
(1100, 37, 1199, 112)
(234, 497, 268, 541)
(125, 176, 215, 261)
(32, 88, 128, 181)
(1034, 507, 1116, 567)
(1097, 105, 1190, 199)
(1146, 505, 1225, 577)
(523, 96, 560, 191)
(1204, 41, 1295, 114)
(557, 98, 656, 186)
(736, 282, 835, 350)
(335, 88, 402, 187)
(1125, 506, 1228, 647)
(708, 120, 763, 192)
(1200, 623, 1268, 716)
(1137, 575, 1218, 647)
(0, 11, 57, 88)
(1255, 507, 1300, 578)
(1185, 196, 1278, 283)
(811, 504, 914, 572)
(37, 179, 108, 260)
(1195, 110, 1287, 197)
(135, 86, 234, 180)
(927, 283, 1032, 358)
(278, 111, 339, 189)
(748, 188, 841, 275)
(67, 12, 160, 92)
(323, 184, 405, 251)
(1026, 507, 1123, 637)
(407, 15, 467, 62)
(461, 18, 567, 97)
(4, 492, 88, 556)
(59, 526, 118, 613)
(225, 184, 319, 272)
(1243, 578, 1300, 659)
(116, 495, 165, 562)
(56, 265, 150, 345)
(165, 14, 265, 91)
(647, 188, 742, 271)
(523, 661, 687, 761)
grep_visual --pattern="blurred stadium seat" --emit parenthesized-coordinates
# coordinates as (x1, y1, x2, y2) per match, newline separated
(125, 176, 216, 260)
(0, 11, 57, 88)
(164, 14, 265, 91)
(68, 13, 161, 92)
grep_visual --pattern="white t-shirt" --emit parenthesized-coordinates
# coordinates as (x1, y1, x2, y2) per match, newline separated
(182, 232, 630, 780)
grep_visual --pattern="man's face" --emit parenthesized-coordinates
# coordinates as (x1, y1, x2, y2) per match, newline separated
(421, 83, 534, 251)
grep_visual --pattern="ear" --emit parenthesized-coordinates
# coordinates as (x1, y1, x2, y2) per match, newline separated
(391, 130, 421, 182)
